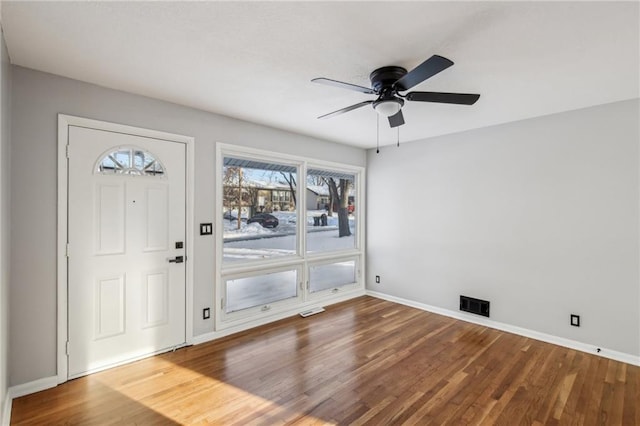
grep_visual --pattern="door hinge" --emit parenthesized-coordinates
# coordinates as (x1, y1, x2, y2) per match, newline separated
(66, 243, 70, 257)
(65, 145, 70, 158)
(65, 341, 70, 355)
(221, 298, 224, 310)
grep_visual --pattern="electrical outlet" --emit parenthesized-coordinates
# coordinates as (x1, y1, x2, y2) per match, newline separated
(375, 275, 380, 284)
(203, 307, 210, 320)
(570, 314, 580, 327)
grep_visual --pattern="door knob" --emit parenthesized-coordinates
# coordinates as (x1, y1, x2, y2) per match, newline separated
(168, 256, 184, 263)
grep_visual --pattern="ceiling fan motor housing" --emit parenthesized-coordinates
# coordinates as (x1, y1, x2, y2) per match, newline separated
(369, 66, 408, 93)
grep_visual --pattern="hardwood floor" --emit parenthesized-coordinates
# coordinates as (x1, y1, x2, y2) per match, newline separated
(11, 296, 639, 425)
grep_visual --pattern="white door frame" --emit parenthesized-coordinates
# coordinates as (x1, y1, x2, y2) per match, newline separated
(57, 114, 195, 383)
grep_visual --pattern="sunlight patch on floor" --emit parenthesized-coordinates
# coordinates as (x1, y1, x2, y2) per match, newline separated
(94, 357, 334, 424)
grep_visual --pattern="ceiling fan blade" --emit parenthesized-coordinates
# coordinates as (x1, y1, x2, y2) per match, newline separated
(311, 78, 375, 94)
(406, 91, 480, 105)
(317, 101, 374, 119)
(388, 110, 405, 128)
(394, 55, 454, 91)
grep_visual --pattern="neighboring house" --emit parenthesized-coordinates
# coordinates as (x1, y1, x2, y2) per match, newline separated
(306, 185, 330, 211)
(224, 181, 355, 215)
(306, 185, 356, 213)
(223, 178, 294, 215)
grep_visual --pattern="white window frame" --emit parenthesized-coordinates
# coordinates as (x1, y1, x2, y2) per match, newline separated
(219, 149, 303, 269)
(95, 145, 166, 177)
(215, 143, 365, 329)
(306, 255, 362, 301)
(221, 264, 304, 323)
(305, 163, 361, 258)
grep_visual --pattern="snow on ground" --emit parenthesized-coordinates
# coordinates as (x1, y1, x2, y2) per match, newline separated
(223, 210, 340, 237)
(221, 210, 358, 311)
(222, 210, 356, 262)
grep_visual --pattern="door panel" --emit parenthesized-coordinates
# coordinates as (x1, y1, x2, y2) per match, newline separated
(68, 126, 186, 378)
(142, 270, 169, 328)
(95, 182, 125, 254)
(95, 275, 126, 339)
(144, 185, 169, 251)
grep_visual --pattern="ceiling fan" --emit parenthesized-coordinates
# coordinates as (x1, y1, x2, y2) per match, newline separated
(312, 55, 480, 128)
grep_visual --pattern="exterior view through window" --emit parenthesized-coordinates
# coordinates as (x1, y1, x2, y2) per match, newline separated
(306, 169, 356, 253)
(222, 157, 298, 263)
(219, 148, 363, 322)
(96, 147, 165, 176)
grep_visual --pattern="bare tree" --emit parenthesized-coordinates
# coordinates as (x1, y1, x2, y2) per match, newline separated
(279, 172, 297, 207)
(326, 177, 352, 237)
(223, 166, 244, 229)
(308, 174, 325, 186)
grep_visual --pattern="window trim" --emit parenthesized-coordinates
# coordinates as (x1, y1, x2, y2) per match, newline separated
(215, 143, 365, 329)
(221, 264, 304, 323)
(94, 145, 167, 177)
(220, 150, 304, 268)
(305, 163, 360, 257)
(307, 255, 361, 299)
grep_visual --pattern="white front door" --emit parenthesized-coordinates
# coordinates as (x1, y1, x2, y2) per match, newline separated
(67, 125, 186, 378)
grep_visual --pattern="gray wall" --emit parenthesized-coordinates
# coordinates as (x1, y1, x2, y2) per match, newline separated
(367, 99, 640, 357)
(9, 66, 365, 386)
(0, 27, 11, 420)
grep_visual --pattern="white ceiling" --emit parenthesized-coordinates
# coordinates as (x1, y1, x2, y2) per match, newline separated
(2, 1, 638, 149)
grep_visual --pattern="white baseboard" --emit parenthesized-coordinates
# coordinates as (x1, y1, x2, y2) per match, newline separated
(2, 391, 11, 426)
(366, 290, 640, 367)
(2, 375, 58, 425)
(8, 375, 58, 400)
(193, 290, 365, 346)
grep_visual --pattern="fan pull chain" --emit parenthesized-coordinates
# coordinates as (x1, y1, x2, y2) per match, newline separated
(397, 126, 400, 147)
(376, 114, 380, 154)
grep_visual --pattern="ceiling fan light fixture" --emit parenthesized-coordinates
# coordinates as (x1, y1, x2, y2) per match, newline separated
(373, 99, 403, 117)
(313, 55, 480, 128)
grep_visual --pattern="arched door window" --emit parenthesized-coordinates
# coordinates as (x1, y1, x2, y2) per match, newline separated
(95, 147, 165, 176)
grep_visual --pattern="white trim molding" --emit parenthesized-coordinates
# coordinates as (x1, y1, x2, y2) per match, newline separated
(2, 392, 11, 426)
(2, 375, 59, 424)
(193, 288, 366, 346)
(7, 376, 58, 400)
(367, 290, 640, 367)
(57, 114, 196, 384)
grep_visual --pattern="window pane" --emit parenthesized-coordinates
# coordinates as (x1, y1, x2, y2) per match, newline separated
(306, 169, 356, 253)
(96, 147, 164, 176)
(309, 260, 356, 293)
(225, 269, 298, 313)
(223, 157, 298, 263)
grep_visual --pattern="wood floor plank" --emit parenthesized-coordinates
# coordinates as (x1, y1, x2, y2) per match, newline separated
(10, 296, 639, 425)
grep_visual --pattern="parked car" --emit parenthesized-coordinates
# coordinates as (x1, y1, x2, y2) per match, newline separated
(223, 211, 246, 222)
(247, 213, 279, 228)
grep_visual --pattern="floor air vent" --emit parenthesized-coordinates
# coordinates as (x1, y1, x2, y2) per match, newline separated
(299, 307, 325, 317)
(460, 295, 490, 317)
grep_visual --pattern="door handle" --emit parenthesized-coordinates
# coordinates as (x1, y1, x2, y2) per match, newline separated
(168, 256, 184, 264)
